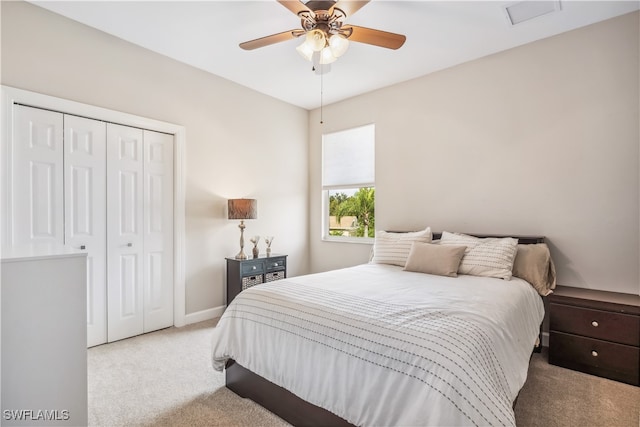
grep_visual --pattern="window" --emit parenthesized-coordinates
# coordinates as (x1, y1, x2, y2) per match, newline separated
(322, 124, 375, 241)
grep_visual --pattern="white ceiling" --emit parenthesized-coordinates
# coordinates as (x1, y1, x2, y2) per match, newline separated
(31, 1, 639, 110)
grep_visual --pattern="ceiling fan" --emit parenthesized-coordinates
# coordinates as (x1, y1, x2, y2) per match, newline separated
(239, 0, 406, 65)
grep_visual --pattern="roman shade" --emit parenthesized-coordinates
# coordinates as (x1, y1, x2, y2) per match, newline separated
(322, 123, 374, 189)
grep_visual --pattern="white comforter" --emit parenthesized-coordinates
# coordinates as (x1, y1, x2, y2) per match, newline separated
(212, 263, 544, 426)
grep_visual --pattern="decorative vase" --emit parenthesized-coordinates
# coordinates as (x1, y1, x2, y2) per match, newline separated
(265, 236, 274, 257)
(250, 236, 260, 258)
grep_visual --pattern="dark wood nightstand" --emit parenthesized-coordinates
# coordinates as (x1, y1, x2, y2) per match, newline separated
(226, 254, 287, 305)
(548, 285, 640, 386)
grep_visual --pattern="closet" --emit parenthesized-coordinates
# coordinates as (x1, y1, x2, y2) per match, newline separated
(8, 104, 174, 346)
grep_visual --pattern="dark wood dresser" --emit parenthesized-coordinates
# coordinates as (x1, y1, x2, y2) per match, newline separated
(549, 285, 640, 386)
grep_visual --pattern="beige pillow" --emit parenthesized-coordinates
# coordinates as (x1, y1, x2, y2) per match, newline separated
(512, 243, 557, 296)
(439, 232, 518, 280)
(371, 228, 432, 267)
(404, 242, 467, 277)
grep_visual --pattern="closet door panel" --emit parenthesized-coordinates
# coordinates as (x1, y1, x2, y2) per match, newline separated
(64, 115, 107, 347)
(11, 105, 64, 247)
(107, 123, 144, 342)
(143, 130, 174, 332)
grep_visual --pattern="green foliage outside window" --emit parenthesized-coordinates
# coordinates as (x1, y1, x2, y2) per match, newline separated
(329, 187, 375, 238)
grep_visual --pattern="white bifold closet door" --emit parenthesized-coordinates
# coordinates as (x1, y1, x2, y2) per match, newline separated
(64, 115, 107, 347)
(8, 105, 174, 347)
(106, 124, 174, 343)
(11, 105, 64, 247)
(142, 130, 174, 333)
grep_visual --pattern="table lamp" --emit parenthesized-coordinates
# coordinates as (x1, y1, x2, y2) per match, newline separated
(228, 198, 257, 260)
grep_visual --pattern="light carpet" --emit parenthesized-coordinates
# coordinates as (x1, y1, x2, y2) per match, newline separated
(88, 319, 639, 427)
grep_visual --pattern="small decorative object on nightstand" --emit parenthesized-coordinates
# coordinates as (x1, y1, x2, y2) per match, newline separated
(226, 254, 288, 305)
(264, 236, 274, 257)
(548, 285, 640, 386)
(250, 236, 260, 258)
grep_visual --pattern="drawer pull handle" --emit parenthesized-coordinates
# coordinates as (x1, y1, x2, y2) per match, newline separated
(274, 263, 279, 267)
(252, 266, 257, 270)
(591, 350, 598, 357)
(591, 321, 599, 327)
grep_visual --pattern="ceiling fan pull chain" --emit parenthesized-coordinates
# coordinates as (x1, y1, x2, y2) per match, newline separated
(320, 70, 324, 124)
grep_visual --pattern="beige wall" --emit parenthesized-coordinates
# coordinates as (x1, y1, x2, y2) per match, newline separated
(309, 12, 640, 296)
(1, 1, 310, 315)
(3, 1, 638, 303)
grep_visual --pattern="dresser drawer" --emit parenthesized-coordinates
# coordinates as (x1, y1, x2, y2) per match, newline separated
(241, 261, 264, 276)
(550, 303, 640, 346)
(266, 257, 286, 271)
(549, 331, 639, 386)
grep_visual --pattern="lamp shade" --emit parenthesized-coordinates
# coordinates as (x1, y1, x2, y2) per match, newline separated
(329, 34, 349, 58)
(228, 199, 257, 220)
(296, 41, 314, 61)
(319, 46, 337, 65)
(305, 29, 326, 52)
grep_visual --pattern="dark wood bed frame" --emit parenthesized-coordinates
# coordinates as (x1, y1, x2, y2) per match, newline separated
(225, 233, 547, 426)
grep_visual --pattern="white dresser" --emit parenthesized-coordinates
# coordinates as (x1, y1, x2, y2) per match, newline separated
(1, 245, 87, 426)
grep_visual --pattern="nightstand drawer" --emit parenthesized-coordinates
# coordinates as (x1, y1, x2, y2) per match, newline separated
(242, 275, 264, 290)
(549, 331, 639, 386)
(266, 257, 286, 271)
(241, 261, 264, 276)
(265, 271, 285, 282)
(550, 303, 640, 346)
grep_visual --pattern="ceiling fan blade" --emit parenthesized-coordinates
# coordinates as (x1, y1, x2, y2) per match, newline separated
(239, 30, 301, 50)
(277, 0, 313, 17)
(345, 25, 406, 50)
(331, 1, 370, 18)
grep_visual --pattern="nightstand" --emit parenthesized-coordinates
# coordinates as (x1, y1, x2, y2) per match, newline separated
(226, 254, 287, 305)
(548, 285, 640, 386)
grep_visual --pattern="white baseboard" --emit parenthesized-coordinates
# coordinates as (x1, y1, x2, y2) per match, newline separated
(541, 331, 549, 347)
(183, 305, 226, 325)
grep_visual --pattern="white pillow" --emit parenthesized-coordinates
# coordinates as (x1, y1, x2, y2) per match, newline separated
(371, 227, 432, 267)
(439, 231, 518, 280)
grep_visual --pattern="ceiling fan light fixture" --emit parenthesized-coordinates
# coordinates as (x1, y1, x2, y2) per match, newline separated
(305, 29, 326, 51)
(296, 41, 315, 61)
(319, 46, 337, 64)
(329, 33, 349, 58)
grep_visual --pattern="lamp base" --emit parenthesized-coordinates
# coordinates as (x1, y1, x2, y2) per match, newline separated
(235, 220, 247, 260)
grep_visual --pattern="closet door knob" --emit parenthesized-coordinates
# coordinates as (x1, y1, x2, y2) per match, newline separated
(80, 245, 86, 250)
(127, 243, 133, 247)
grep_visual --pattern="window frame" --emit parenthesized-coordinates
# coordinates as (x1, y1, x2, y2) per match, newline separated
(321, 124, 375, 244)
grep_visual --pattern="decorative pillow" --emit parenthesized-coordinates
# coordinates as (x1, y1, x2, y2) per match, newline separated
(439, 232, 518, 280)
(370, 227, 432, 267)
(403, 242, 467, 277)
(512, 243, 557, 296)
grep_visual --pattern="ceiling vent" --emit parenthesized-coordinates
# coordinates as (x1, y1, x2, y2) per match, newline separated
(504, 1, 561, 25)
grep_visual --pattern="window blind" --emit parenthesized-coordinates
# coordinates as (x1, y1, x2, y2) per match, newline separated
(322, 124, 375, 189)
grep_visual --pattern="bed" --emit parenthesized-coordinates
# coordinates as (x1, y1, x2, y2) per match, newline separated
(211, 231, 555, 426)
